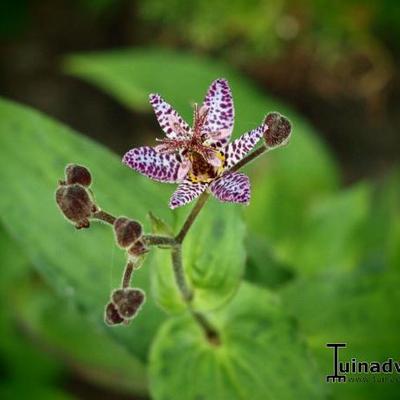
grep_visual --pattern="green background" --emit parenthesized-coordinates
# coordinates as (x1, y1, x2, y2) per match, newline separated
(0, 1, 399, 399)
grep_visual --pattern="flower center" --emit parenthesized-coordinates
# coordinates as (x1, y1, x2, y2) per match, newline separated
(187, 151, 225, 183)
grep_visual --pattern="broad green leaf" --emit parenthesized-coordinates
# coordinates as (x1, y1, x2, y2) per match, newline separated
(281, 267, 400, 400)
(0, 227, 61, 386)
(0, 228, 148, 396)
(290, 183, 371, 276)
(244, 233, 294, 289)
(14, 281, 148, 396)
(149, 282, 325, 400)
(245, 184, 371, 289)
(355, 170, 400, 272)
(0, 98, 168, 363)
(280, 172, 400, 399)
(152, 201, 245, 313)
(64, 47, 339, 272)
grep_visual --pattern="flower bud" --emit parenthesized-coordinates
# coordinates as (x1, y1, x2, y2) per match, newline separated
(112, 288, 145, 319)
(104, 302, 124, 326)
(55, 183, 93, 229)
(65, 164, 92, 187)
(113, 217, 143, 248)
(128, 239, 149, 257)
(263, 112, 292, 148)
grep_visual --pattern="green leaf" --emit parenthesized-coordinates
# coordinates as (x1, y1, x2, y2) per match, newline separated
(290, 183, 371, 276)
(152, 202, 246, 313)
(280, 173, 400, 399)
(0, 227, 148, 396)
(64, 47, 339, 272)
(244, 233, 294, 289)
(14, 280, 148, 395)
(356, 170, 400, 272)
(149, 282, 325, 400)
(148, 211, 173, 237)
(281, 268, 400, 400)
(0, 229, 62, 385)
(0, 97, 168, 363)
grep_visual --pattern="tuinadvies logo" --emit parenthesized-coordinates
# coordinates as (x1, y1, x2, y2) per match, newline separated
(326, 343, 400, 383)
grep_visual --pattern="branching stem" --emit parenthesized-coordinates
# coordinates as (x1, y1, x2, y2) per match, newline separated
(143, 235, 176, 247)
(171, 245, 193, 302)
(73, 143, 268, 342)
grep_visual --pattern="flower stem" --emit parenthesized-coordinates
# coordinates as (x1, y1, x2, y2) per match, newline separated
(190, 309, 220, 345)
(92, 210, 116, 225)
(122, 260, 134, 289)
(230, 143, 268, 172)
(171, 245, 193, 302)
(175, 192, 210, 243)
(143, 235, 176, 247)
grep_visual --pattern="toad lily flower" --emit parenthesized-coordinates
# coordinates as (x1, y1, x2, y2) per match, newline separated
(123, 78, 267, 209)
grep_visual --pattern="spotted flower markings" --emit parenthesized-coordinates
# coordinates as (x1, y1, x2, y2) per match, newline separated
(123, 78, 267, 209)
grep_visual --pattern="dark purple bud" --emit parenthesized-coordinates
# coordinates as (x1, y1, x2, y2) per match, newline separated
(128, 239, 149, 257)
(104, 302, 124, 325)
(112, 288, 145, 319)
(65, 164, 92, 187)
(263, 112, 292, 148)
(55, 184, 93, 229)
(114, 217, 143, 248)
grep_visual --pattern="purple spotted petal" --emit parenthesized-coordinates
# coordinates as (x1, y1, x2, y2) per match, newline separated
(210, 172, 250, 205)
(225, 122, 265, 168)
(123, 146, 181, 183)
(202, 78, 234, 139)
(149, 94, 190, 139)
(169, 180, 207, 209)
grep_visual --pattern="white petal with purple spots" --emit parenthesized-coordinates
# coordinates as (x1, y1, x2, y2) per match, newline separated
(123, 146, 181, 183)
(202, 78, 234, 139)
(210, 172, 250, 205)
(169, 180, 207, 209)
(149, 94, 190, 139)
(225, 122, 265, 168)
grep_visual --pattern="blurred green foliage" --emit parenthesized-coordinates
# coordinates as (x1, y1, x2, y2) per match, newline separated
(0, 48, 399, 399)
(137, 0, 400, 59)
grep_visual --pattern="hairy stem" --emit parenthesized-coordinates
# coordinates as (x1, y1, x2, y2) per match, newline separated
(92, 210, 116, 225)
(230, 143, 268, 172)
(176, 192, 210, 243)
(122, 261, 134, 289)
(171, 245, 193, 302)
(190, 309, 220, 345)
(143, 235, 176, 247)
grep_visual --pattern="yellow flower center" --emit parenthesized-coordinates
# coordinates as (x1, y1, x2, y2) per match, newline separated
(187, 151, 225, 183)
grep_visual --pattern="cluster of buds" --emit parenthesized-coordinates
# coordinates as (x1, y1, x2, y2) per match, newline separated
(55, 164, 148, 326)
(55, 164, 96, 229)
(105, 287, 145, 326)
(105, 217, 148, 326)
(263, 112, 292, 149)
(113, 217, 149, 259)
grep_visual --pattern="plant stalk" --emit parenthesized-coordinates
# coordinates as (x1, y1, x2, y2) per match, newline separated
(175, 192, 210, 243)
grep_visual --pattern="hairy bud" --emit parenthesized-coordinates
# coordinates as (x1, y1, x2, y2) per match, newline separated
(55, 183, 93, 229)
(112, 288, 145, 319)
(128, 239, 149, 257)
(65, 164, 92, 187)
(264, 112, 292, 148)
(104, 302, 124, 326)
(114, 217, 143, 248)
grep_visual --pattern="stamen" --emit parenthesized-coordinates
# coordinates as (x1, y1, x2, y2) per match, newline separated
(192, 104, 209, 138)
